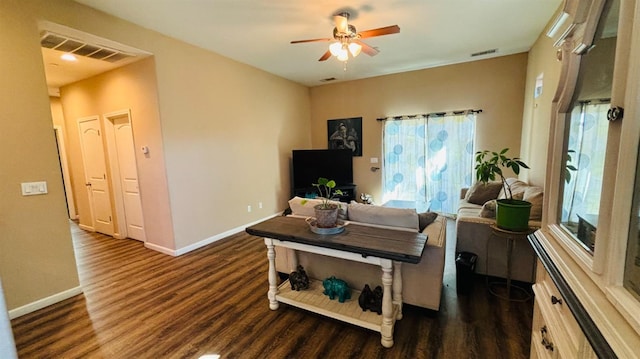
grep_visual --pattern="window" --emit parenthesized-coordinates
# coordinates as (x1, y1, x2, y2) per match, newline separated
(561, 101, 610, 252)
(382, 112, 476, 214)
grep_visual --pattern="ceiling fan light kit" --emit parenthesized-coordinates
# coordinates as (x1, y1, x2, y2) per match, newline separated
(290, 11, 399, 63)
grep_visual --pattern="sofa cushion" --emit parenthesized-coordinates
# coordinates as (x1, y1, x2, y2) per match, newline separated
(348, 201, 419, 230)
(523, 186, 544, 220)
(465, 181, 503, 205)
(288, 196, 348, 219)
(457, 207, 497, 225)
(498, 179, 528, 199)
(480, 199, 497, 218)
(418, 211, 438, 231)
(458, 198, 482, 211)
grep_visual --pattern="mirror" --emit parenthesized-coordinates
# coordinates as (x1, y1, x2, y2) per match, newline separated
(559, 0, 619, 253)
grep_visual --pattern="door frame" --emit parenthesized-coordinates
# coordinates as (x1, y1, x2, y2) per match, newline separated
(53, 125, 78, 219)
(103, 109, 144, 241)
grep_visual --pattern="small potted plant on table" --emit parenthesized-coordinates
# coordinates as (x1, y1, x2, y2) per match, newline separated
(475, 148, 531, 231)
(311, 177, 344, 228)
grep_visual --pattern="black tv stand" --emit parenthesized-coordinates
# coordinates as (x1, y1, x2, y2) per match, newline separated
(292, 184, 356, 203)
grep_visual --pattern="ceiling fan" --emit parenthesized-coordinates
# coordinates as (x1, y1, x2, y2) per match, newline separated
(291, 12, 400, 62)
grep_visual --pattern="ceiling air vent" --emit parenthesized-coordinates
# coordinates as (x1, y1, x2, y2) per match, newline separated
(320, 77, 337, 82)
(471, 48, 498, 57)
(40, 31, 135, 63)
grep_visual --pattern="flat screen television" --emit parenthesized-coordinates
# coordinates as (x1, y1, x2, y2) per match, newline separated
(292, 149, 354, 190)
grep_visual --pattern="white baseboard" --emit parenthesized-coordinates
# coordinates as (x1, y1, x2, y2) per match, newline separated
(8, 286, 83, 319)
(166, 213, 279, 257)
(144, 242, 176, 256)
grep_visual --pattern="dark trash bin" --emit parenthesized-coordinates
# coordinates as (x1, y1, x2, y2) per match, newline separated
(455, 251, 477, 294)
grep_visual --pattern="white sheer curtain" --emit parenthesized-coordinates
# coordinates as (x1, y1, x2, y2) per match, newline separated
(382, 112, 476, 214)
(562, 102, 610, 223)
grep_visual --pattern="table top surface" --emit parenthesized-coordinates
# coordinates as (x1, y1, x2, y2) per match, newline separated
(246, 216, 427, 264)
(489, 224, 537, 236)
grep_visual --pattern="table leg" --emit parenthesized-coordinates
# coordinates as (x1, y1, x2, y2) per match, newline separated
(392, 261, 403, 320)
(287, 248, 298, 273)
(265, 238, 279, 310)
(506, 237, 514, 299)
(380, 261, 394, 348)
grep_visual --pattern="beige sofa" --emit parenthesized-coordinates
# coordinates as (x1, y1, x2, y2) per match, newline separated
(274, 197, 447, 311)
(456, 178, 543, 283)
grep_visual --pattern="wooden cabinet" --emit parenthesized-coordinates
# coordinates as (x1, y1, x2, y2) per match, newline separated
(529, 0, 640, 357)
(530, 259, 597, 358)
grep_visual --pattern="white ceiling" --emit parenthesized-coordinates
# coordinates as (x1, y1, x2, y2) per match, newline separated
(53, 0, 561, 88)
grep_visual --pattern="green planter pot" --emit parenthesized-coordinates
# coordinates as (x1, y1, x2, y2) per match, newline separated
(496, 199, 532, 232)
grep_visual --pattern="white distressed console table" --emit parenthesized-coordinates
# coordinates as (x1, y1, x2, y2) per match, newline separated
(245, 216, 427, 348)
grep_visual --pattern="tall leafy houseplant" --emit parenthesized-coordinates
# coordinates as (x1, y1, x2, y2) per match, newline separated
(475, 148, 532, 231)
(311, 177, 344, 228)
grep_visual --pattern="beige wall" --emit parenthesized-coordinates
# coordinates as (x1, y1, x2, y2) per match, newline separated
(0, 0, 80, 309)
(1, 0, 311, 310)
(60, 57, 175, 250)
(520, 19, 563, 187)
(39, 0, 311, 252)
(50, 97, 64, 127)
(310, 54, 529, 201)
(149, 41, 310, 249)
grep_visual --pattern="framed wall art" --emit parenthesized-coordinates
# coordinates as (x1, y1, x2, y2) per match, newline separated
(327, 117, 362, 157)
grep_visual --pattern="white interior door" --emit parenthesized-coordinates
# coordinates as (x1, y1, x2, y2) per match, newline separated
(78, 116, 114, 236)
(105, 110, 146, 241)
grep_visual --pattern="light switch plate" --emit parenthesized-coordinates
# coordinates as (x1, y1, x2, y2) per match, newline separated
(21, 181, 48, 196)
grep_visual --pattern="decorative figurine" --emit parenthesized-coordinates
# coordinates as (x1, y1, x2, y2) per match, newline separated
(358, 284, 383, 314)
(322, 276, 351, 303)
(370, 286, 383, 315)
(358, 284, 373, 311)
(360, 193, 373, 204)
(289, 265, 309, 291)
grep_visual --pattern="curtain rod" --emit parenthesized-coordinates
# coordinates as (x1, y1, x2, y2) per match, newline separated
(376, 108, 483, 121)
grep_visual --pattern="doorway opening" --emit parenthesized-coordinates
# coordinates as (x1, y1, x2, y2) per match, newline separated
(41, 22, 153, 243)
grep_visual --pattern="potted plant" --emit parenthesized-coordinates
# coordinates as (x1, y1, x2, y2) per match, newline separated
(311, 177, 344, 228)
(475, 148, 531, 231)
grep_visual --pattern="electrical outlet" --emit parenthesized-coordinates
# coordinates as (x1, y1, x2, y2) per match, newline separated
(259, 202, 263, 209)
(247, 205, 252, 212)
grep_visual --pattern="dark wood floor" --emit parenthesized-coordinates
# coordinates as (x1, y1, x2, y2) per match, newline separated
(11, 219, 533, 358)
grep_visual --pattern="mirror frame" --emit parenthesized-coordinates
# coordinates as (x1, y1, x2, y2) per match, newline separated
(545, 0, 611, 275)
(544, 0, 640, 335)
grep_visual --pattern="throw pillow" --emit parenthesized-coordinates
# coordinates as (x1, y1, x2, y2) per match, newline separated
(465, 181, 503, 205)
(418, 211, 438, 231)
(480, 199, 497, 218)
(497, 179, 528, 199)
(523, 186, 544, 220)
(347, 201, 419, 230)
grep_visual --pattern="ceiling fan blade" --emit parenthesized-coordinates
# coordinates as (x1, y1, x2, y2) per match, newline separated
(334, 14, 348, 33)
(355, 40, 379, 56)
(291, 38, 332, 44)
(358, 25, 400, 39)
(318, 50, 332, 61)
